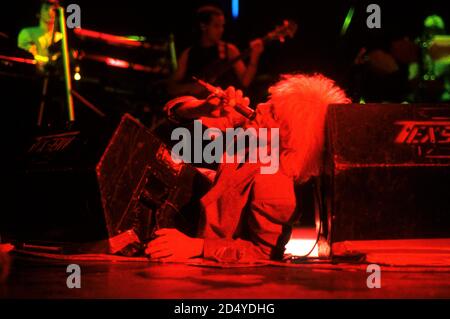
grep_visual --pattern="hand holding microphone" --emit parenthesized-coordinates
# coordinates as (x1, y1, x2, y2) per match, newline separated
(192, 77, 256, 120)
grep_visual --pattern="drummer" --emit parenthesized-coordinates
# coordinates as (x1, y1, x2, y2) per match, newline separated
(409, 14, 450, 101)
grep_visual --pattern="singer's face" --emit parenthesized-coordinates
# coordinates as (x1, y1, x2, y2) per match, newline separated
(202, 15, 225, 43)
(246, 103, 277, 130)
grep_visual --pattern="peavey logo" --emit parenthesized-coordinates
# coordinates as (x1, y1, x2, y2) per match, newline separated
(28, 132, 79, 154)
(395, 120, 450, 158)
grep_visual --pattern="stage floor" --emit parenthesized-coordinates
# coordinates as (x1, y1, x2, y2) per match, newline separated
(1, 254, 450, 299)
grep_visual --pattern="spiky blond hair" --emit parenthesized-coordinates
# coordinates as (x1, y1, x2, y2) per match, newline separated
(268, 74, 351, 183)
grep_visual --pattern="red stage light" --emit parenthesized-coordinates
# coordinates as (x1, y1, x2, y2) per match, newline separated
(105, 57, 130, 68)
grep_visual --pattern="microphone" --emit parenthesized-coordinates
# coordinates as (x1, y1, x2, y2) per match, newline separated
(192, 77, 256, 120)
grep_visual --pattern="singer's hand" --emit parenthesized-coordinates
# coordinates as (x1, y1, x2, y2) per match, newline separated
(145, 228, 203, 262)
(204, 94, 225, 117)
(205, 86, 250, 117)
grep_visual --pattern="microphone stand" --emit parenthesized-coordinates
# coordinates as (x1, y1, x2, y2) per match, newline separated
(57, 5, 75, 124)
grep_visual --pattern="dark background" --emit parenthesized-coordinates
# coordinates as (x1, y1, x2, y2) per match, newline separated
(1, 0, 448, 87)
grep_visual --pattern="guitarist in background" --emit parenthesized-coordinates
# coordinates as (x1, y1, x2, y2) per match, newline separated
(169, 5, 264, 97)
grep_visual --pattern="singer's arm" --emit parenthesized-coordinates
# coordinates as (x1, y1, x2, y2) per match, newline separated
(164, 96, 215, 120)
(164, 87, 249, 128)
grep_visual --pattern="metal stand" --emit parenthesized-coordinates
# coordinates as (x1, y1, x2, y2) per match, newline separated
(37, 5, 105, 128)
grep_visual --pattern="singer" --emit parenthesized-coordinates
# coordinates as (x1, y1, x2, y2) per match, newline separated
(147, 73, 350, 263)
